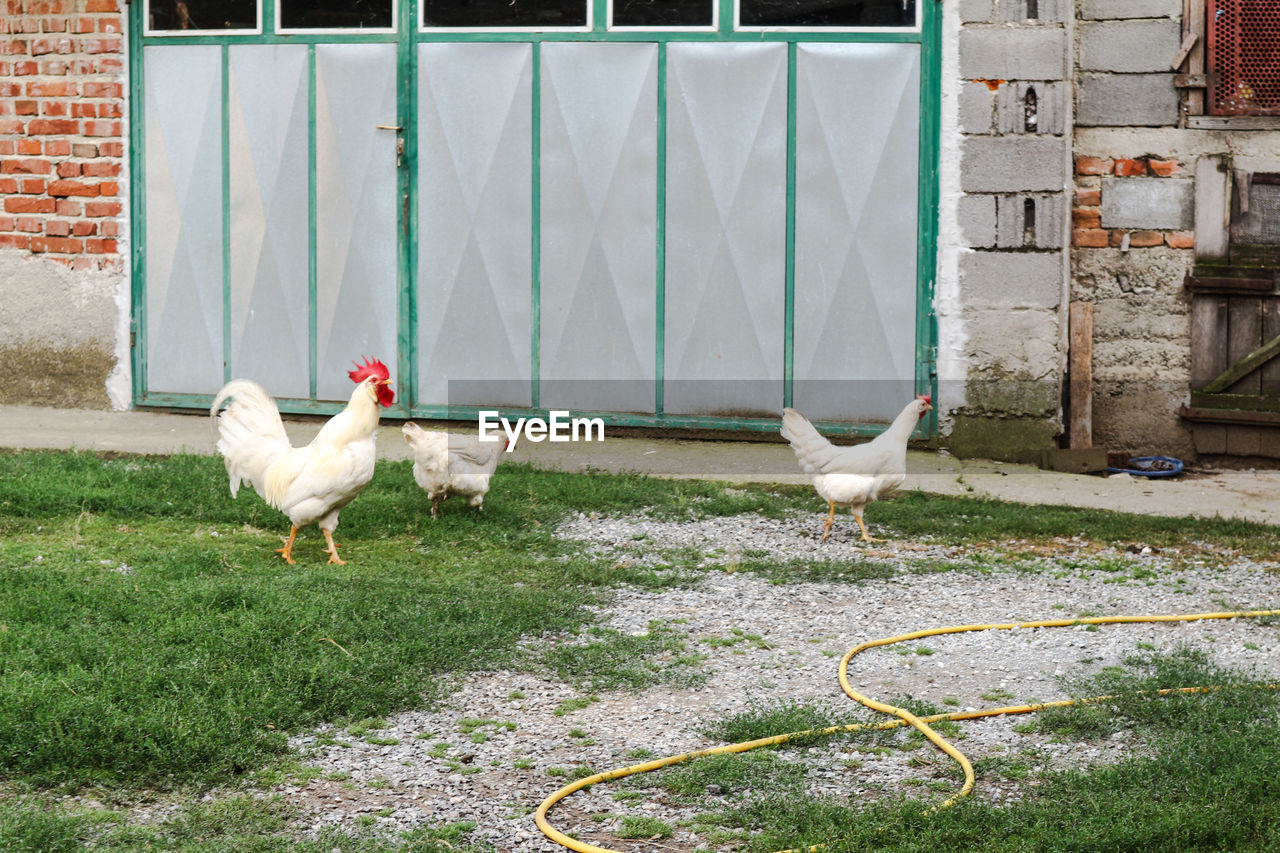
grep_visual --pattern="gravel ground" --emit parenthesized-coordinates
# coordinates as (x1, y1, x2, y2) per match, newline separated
(280, 512, 1280, 852)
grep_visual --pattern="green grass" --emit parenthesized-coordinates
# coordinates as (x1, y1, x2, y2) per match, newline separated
(0, 795, 483, 852)
(3, 449, 1280, 849)
(0, 451, 779, 791)
(687, 649, 1280, 852)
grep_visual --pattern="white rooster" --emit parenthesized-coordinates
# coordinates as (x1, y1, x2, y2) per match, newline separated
(210, 357, 395, 565)
(781, 395, 932, 543)
(401, 422, 509, 518)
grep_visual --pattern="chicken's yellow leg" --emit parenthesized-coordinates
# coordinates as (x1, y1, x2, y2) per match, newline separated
(854, 513, 884, 543)
(820, 500, 836, 542)
(276, 525, 299, 565)
(322, 528, 346, 565)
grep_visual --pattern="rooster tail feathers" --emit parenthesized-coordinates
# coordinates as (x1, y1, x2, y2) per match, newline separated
(211, 379, 293, 501)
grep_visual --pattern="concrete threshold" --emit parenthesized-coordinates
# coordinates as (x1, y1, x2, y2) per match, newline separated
(0, 404, 1276, 525)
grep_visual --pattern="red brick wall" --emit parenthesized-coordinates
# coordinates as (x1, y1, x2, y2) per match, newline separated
(0, 0, 124, 272)
(1071, 156, 1193, 251)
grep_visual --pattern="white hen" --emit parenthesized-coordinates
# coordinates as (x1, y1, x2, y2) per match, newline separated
(211, 357, 395, 564)
(781, 396, 932, 543)
(401, 421, 508, 518)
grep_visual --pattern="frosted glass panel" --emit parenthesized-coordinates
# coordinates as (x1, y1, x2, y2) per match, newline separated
(144, 45, 224, 395)
(664, 42, 787, 417)
(540, 42, 657, 414)
(227, 44, 310, 399)
(417, 43, 532, 409)
(793, 43, 920, 422)
(314, 43, 399, 400)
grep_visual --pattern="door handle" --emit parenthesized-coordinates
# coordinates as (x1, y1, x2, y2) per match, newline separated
(376, 125, 405, 166)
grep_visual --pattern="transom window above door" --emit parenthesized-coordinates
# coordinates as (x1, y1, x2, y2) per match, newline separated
(145, 0, 917, 34)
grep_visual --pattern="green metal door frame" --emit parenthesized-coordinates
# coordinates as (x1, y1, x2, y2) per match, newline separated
(129, 0, 940, 438)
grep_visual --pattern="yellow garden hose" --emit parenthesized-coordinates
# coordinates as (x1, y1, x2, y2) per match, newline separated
(535, 608, 1280, 853)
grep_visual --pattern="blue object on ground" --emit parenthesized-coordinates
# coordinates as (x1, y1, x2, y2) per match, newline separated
(1107, 456, 1184, 478)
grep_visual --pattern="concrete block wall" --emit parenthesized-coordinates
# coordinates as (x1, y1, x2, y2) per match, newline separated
(0, 0, 128, 409)
(1075, 1, 1180, 127)
(945, 0, 1071, 461)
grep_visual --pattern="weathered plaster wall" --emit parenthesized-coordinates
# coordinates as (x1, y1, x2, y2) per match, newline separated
(0, 249, 123, 408)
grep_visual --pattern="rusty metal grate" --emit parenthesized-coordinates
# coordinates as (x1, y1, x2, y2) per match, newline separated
(1207, 0, 1280, 116)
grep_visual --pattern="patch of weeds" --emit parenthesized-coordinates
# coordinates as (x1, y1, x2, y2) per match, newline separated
(513, 758, 535, 770)
(703, 628, 774, 650)
(629, 751, 809, 806)
(443, 761, 483, 776)
(739, 557, 897, 585)
(364, 736, 400, 746)
(345, 717, 387, 739)
(547, 766, 596, 781)
(538, 621, 704, 692)
(617, 815, 674, 839)
(702, 699, 872, 747)
(980, 689, 1015, 703)
(975, 755, 1033, 781)
(553, 696, 600, 717)
(458, 717, 517, 734)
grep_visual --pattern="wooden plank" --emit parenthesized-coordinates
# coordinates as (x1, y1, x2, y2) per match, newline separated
(1184, 0, 1206, 115)
(1202, 331, 1280, 394)
(1263, 300, 1280, 396)
(1068, 301, 1093, 450)
(1179, 405, 1280, 426)
(1189, 423, 1228, 454)
(1172, 33, 1198, 70)
(1189, 295, 1229, 388)
(1224, 297, 1263, 395)
(1190, 391, 1280, 412)
(1194, 156, 1231, 260)
(1188, 116, 1280, 130)
(1225, 425, 1265, 457)
(1186, 275, 1274, 292)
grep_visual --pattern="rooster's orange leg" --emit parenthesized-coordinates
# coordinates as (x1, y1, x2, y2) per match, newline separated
(820, 501, 836, 542)
(322, 528, 346, 565)
(276, 525, 299, 565)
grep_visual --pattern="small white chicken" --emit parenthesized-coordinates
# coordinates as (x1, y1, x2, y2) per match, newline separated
(781, 395, 932, 543)
(401, 422, 509, 518)
(211, 357, 395, 565)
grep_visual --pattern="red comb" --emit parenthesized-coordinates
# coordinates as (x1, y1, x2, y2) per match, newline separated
(917, 394, 932, 404)
(348, 356, 390, 384)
